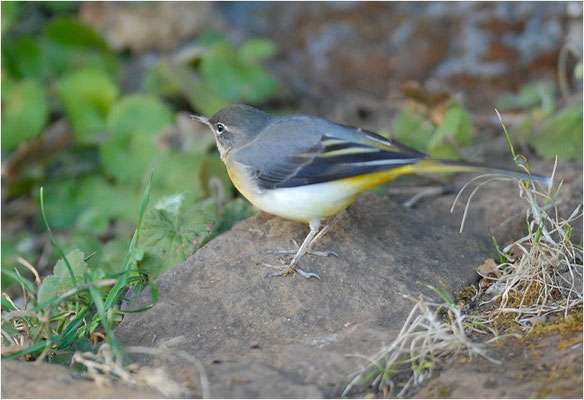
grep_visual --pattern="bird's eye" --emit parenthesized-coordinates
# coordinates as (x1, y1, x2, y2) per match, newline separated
(216, 123, 225, 134)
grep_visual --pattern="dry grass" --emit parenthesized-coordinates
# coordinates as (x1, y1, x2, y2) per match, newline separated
(482, 168, 583, 326)
(71, 337, 210, 398)
(343, 288, 499, 398)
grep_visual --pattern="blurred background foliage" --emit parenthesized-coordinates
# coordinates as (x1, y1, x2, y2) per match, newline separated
(1, 2, 266, 287)
(1, 2, 582, 292)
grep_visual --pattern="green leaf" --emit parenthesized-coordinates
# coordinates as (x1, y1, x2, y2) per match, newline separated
(390, 108, 434, 152)
(5, 36, 46, 80)
(239, 39, 276, 61)
(101, 95, 173, 183)
(107, 94, 174, 139)
(434, 106, 473, 146)
(238, 61, 278, 103)
(61, 233, 101, 265)
(42, 2, 78, 13)
(35, 179, 85, 230)
(196, 31, 227, 47)
(151, 151, 205, 201)
(204, 198, 254, 245)
(76, 175, 142, 222)
(428, 106, 473, 159)
(75, 207, 110, 235)
(37, 250, 89, 305)
(141, 194, 215, 276)
(1, 79, 48, 152)
(531, 104, 583, 161)
(1, 1, 22, 34)
(200, 42, 244, 101)
(497, 81, 556, 113)
(99, 239, 132, 274)
(44, 16, 109, 51)
(200, 41, 277, 104)
(37, 16, 117, 79)
(153, 59, 230, 116)
(39, 39, 118, 80)
(56, 69, 118, 144)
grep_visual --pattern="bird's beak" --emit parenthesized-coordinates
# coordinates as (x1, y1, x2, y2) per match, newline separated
(190, 115, 211, 128)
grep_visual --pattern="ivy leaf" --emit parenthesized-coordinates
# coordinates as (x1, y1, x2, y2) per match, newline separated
(37, 250, 89, 305)
(531, 105, 583, 161)
(239, 39, 276, 61)
(4, 36, 46, 80)
(497, 81, 556, 114)
(204, 198, 255, 245)
(151, 59, 230, 116)
(391, 107, 434, 152)
(200, 41, 277, 104)
(1, 79, 48, 152)
(428, 106, 473, 159)
(44, 16, 109, 51)
(1, 2, 22, 34)
(76, 175, 142, 222)
(140, 194, 215, 277)
(56, 69, 118, 144)
(101, 95, 174, 183)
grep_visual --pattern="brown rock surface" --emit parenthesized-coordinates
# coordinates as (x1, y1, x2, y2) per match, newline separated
(412, 330, 583, 399)
(116, 193, 492, 397)
(1, 360, 160, 399)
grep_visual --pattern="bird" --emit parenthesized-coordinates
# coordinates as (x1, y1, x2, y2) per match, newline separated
(191, 104, 551, 279)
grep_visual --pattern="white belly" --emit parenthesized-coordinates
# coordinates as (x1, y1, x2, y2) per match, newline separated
(250, 180, 360, 222)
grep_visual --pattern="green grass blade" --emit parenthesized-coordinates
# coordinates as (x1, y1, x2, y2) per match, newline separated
(1, 296, 18, 311)
(39, 187, 77, 287)
(1, 340, 48, 360)
(495, 109, 518, 165)
(118, 305, 154, 314)
(58, 308, 89, 348)
(104, 174, 152, 310)
(2, 268, 35, 294)
(87, 282, 120, 356)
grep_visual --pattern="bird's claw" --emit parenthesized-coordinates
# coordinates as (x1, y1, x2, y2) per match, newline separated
(261, 263, 320, 280)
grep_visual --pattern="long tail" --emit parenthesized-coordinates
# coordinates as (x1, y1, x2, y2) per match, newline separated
(413, 158, 553, 186)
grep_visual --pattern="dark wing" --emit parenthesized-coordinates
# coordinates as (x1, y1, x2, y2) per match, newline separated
(232, 120, 428, 190)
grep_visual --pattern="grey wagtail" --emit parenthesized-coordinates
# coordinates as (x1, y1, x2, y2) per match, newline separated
(191, 104, 551, 279)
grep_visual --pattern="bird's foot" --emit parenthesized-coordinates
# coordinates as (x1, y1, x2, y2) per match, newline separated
(261, 262, 321, 279)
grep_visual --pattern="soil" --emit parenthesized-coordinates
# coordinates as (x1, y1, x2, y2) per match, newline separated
(413, 311, 583, 399)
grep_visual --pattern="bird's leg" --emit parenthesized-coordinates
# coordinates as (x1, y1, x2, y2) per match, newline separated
(266, 219, 323, 279)
(266, 214, 342, 258)
(268, 240, 338, 258)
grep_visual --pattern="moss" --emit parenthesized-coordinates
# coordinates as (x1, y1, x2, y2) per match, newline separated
(530, 308, 583, 340)
(456, 284, 477, 306)
(532, 364, 583, 398)
(491, 311, 522, 333)
(421, 383, 453, 399)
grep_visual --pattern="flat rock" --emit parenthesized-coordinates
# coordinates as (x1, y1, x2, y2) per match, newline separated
(117, 193, 492, 397)
(1, 360, 160, 399)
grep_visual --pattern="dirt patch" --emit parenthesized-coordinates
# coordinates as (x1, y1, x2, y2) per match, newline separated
(414, 310, 583, 399)
(1, 360, 161, 399)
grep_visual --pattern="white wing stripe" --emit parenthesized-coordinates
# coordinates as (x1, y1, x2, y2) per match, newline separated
(340, 158, 422, 167)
